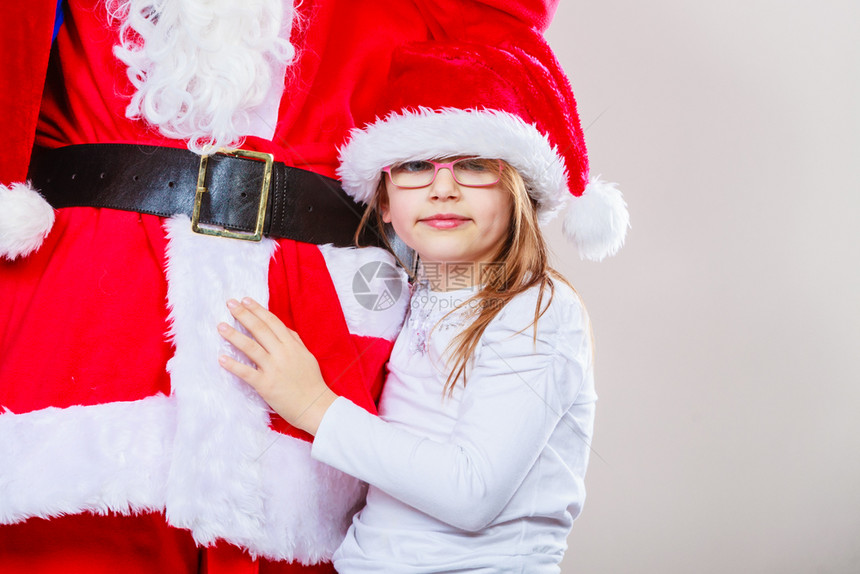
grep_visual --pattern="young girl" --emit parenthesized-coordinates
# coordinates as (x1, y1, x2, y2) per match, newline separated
(218, 41, 627, 573)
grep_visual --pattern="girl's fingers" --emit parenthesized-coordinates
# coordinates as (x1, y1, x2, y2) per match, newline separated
(239, 297, 294, 342)
(227, 299, 282, 352)
(218, 354, 260, 386)
(218, 322, 269, 367)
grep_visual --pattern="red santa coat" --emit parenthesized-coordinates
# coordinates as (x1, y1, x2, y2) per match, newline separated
(0, 0, 559, 572)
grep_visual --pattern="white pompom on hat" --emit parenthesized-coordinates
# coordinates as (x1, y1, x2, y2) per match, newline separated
(0, 182, 55, 260)
(337, 37, 629, 261)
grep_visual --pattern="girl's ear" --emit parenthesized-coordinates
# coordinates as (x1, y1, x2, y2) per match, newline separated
(379, 192, 391, 223)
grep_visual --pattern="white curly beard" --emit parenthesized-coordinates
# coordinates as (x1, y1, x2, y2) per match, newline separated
(107, 0, 295, 154)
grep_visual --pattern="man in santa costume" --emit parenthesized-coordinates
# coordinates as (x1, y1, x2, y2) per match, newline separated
(0, 0, 571, 572)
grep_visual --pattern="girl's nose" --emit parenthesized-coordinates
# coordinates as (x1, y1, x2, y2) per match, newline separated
(429, 167, 460, 199)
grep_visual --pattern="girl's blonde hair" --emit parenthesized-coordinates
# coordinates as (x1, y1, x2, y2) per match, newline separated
(355, 161, 574, 394)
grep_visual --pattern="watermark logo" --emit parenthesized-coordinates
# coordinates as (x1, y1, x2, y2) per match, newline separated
(418, 261, 507, 291)
(352, 261, 403, 311)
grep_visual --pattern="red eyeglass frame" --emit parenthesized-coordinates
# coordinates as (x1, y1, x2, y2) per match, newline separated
(382, 158, 504, 188)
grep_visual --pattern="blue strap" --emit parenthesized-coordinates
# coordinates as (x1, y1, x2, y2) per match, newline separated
(52, 0, 65, 42)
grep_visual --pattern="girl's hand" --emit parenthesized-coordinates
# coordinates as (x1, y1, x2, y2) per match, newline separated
(217, 297, 337, 435)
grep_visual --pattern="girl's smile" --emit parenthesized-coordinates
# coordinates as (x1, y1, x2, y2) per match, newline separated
(418, 213, 471, 230)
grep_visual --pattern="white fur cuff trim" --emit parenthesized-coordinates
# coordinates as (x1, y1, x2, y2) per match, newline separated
(0, 182, 55, 260)
(317, 244, 408, 341)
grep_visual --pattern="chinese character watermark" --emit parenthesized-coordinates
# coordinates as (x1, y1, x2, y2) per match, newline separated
(416, 262, 509, 292)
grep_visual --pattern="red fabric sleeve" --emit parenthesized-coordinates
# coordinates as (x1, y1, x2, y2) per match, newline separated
(0, 2, 57, 185)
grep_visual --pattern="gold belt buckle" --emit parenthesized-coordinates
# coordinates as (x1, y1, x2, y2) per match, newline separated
(191, 148, 275, 241)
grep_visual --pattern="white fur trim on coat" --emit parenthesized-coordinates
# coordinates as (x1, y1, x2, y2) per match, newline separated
(0, 216, 367, 563)
(0, 393, 363, 563)
(563, 177, 630, 262)
(317, 244, 409, 341)
(337, 108, 569, 223)
(0, 182, 55, 260)
(162, 215, 277, 548)
(162, 216, 364, 561)
(0, 395, 173, 524)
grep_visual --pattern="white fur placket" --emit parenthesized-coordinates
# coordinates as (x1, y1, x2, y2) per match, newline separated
(162, 216, 277, 550)
(163, 216, 366, 561)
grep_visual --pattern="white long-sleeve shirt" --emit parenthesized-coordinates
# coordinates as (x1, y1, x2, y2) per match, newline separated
(311, 280, 597, 573)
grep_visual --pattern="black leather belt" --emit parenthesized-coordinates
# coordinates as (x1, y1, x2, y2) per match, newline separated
(28, 143, 384, 248)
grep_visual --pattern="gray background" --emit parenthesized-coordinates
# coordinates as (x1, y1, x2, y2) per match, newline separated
(544, 1, 860, 572)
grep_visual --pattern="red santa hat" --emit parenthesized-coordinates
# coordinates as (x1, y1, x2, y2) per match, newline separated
(338, 37, 629, 261)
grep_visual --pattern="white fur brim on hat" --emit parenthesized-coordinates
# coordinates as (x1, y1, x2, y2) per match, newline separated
(338, 107, 569, 221)
(0, 182, 55, 260)
(337, 107, 629, 261)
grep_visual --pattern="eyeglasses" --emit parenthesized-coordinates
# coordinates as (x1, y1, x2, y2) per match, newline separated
(383, 158, 503, 188)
